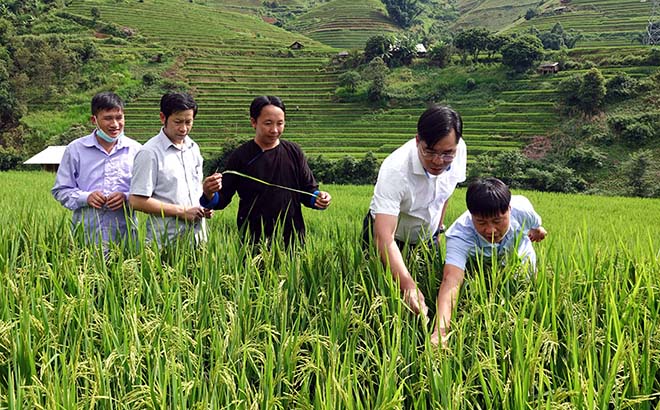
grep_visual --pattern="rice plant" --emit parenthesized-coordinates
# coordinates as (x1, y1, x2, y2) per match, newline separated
(1, 171, 658, 409)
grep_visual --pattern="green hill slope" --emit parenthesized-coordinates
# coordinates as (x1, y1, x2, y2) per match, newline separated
(64, 0, 331, 52)
(57, 0, 560, 161)
(285, 0, 400, 50)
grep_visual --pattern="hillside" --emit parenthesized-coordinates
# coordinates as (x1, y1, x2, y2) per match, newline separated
(1, 0, 658, 195)
(41, 0, 558, 161)
(284, 0, 400, 50)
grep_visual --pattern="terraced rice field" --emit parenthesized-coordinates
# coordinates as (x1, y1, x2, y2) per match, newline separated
(64, 0, 332, 53)
(123, 52, 559, 160)
(285, 0, 400, 50)
(514, 0, 652, 47)
(63, 0, 563, 161)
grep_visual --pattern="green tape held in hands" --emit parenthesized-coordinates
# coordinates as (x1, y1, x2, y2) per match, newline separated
(222, 170, 319, 198)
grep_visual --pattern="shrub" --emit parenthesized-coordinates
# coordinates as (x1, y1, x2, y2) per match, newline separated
(0, 146, 22, 171)
(142, 72, 158, 86)
(338, 71, 361, 93)
(621, 149, 659, 197)
(566, 146, 606, 173)
(465, 78, 476, 91)
(608, 113, 660, 146)
(605, 72, 639, 102)
(308, 153, 379, 185)
(203, 138, 249, 176)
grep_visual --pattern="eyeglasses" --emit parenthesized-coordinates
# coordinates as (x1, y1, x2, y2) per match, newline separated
(418, 147, 455, 162)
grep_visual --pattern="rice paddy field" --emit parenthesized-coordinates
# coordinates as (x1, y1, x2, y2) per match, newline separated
(2, 171, 659, 408)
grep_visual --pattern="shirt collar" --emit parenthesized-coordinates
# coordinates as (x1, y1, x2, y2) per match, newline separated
(157, 128, 192, 151)
(409, 140, 429, 178)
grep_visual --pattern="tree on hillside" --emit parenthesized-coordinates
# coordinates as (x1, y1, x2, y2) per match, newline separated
(364, 35, 393, 63)
(577, 68, 606, 115)
(365, 57, 388, 103)
(388, 35, 416, 67)
(381, 0, 423, 29)
(500, 35, 543, 73)
(538, 32, 564, 50)
(428, 41, 452, 67)
(338, 70, 361, 93)
(557, 74, 583, 111)
(453, 28, 491, 64)
(622, 149, 658, 197)
(485, 33, 508, 59)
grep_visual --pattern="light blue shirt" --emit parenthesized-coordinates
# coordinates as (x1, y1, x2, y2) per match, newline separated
(130, 129, 206, 244)
(52, 132, 142, 243)
(445, 195, 542, 271)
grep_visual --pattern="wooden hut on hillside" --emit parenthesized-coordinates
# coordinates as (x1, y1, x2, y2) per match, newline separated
(289, 41, 304, 50)
(537, 62, 559, 75)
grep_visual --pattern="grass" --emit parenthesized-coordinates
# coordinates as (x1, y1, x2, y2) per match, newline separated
(1, 171, 659, 408)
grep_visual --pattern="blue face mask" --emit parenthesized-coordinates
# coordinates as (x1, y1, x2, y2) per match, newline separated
(96, 128, 124, 143)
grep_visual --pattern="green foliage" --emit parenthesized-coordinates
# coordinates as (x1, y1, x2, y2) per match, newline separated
(338, 70, 361, 93)
(382, 0, 422, 29)
(524, 8, 538, 21)
(500, 35, 543, 73)
(203, 138, 249, 177)
(605, 72, 640, 103)
(577, 68, 606, 115)
(90, 6, 100, 20)
(388, 35, 416, 68)
(364, 34, 393, 63)
(469, 149, 586, 193)
(538, 32, 563, 50)
(566, 146, 606, 174)
(558, 68, 606, 115)
(308, 152, 379, 184)
(453, 28, 492, 64)
(427, 41, 451, 67)
(621, 149, 659, 197)
(0, 146, 22, 170)
(607, 113, 660, 146)
(364, 57, 388, 103)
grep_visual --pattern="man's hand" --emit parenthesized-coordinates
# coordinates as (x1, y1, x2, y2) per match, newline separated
(202, 208, 214, 219)
(202, 173, 222, 200)
(528, 226, 547, 242)
(402, 287, 429, 319)
(105, 192, 126, 211)
(430, 327, 450, 348)
(314, 191, 332, 209)
(87, 191, 106, 209)
(180, 206, 206, 222)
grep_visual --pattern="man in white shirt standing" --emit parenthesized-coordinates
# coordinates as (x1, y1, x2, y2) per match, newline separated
(364, 105, 467, 320)
(129, 92, 212, 245)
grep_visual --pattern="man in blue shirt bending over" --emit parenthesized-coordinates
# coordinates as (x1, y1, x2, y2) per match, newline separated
(431, 177, 547, 347)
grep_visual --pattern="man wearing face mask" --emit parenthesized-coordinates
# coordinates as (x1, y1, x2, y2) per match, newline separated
(52, 92, 142, 246)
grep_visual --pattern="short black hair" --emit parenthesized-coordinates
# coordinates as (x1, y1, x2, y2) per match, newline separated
(250, 96, 286, 120)
(466, 177, 511, 218)
(91, 92, 124, 116)
(417, 105, 462, 147)
(160, 92, 198, 121)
